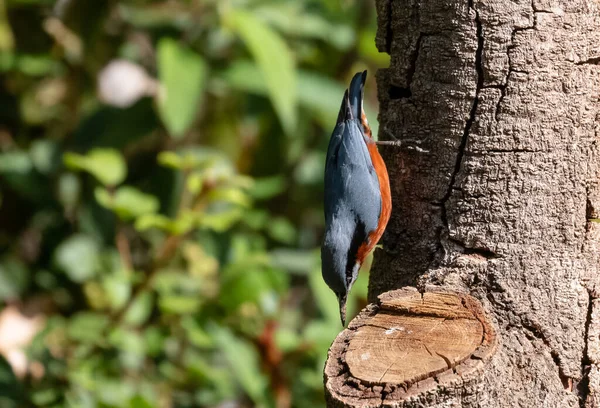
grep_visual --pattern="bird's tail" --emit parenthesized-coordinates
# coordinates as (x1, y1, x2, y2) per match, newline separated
(336, 71, 367, 125)
(348, 70, 367, 121)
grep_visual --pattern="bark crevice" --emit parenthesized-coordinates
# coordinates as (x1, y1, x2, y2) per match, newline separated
(576, 57, 600, 66)
(439, 1, 484, 256)
(390, 32, 424, 101)
(450, 238, 498, 259)
(482, 272, 575, 392)
(517, 316, 573, 390)
(384, 0, 393, 54)
(494, 0, 537, 121)
(578, 289, 594, 406)
(483, 149, 546, 154)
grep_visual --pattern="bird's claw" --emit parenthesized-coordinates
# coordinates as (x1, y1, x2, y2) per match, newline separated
(375, 140, 430, 153)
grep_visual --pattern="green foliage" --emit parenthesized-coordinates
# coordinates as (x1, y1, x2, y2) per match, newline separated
(210, 325, 270, 406)
(157, 38, 208, 138)
(0, 355, 25, 407)
(95, 186, 160, 221)
(0, 257, 29, 300)
(64, 149, 127, 187)
(227, 10, 297, 135)
(0, 0, 388, 407)
(54, 234, 101, 283)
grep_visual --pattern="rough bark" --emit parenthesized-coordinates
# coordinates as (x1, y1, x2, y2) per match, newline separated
(326, 0, 600, 406)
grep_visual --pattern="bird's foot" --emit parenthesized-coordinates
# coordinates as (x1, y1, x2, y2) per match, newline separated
(375, 140, 429, 153)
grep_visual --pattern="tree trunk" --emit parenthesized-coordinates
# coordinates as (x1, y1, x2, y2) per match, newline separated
(324, 0, 600, 406)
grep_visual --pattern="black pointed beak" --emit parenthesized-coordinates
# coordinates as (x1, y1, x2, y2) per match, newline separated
(338, 294, 348, 326)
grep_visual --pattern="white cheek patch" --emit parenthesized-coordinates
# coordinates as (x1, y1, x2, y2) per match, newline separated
(349, 262, 361, 287)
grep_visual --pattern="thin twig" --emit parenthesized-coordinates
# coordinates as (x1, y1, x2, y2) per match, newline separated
(115, 227, 133, 272)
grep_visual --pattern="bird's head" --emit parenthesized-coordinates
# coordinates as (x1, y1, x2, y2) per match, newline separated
(321, 238, 350, 325)
(321, 239, 361, 326)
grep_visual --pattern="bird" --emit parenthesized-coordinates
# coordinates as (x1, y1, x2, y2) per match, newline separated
(321, 71, 392, 326)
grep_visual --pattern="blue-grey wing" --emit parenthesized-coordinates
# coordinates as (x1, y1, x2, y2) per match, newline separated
(324, 123, 343, 225)
(322, 79, 381, 295)
(324, 120, 381, 236)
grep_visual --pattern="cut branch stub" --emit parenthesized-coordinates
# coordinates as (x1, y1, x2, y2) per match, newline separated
(324, 288, 497, 407)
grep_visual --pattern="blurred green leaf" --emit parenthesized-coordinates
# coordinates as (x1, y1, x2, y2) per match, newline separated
(199, 209, 243, 232)
(296, 71, 346, 128)
(223, 63, 375, 131)
(170, 212, 199, 235)
(154, 268, 197, 287)
(109, 328, 146, 370)
(209, 325, 269, 407)
(255, 4, 354, 50)
(186, 172, 204, 194)
(157, 38, 208, 138)
(54, 234, 100, 283)
(123, 292, 154, 326)
(67, 312, 109, 343)
(0, 53, 61, 76)
(270, 248, 315, 275)
(228, 10, 297, 135)
(242, 209, 269, 230)
(64, 148, 127, 186)
(143, 327, 165, 357)
(0, 257, 29, 300)
(220, 59, 266, 95)
(208, 187, 251, 207)
(29, 139, 59, 174)
(294, 151, 325, 185)
(303, 319, 339, 350)
(181, 316, 213, 348)
(359, 29, 391, 67)
(220, 262, 286, 313)
(0, 354, 25, 407)
(96, 380, 136, 407)
(248, 175, 287, 200)
(227, 174, 254, 189)
(159, 295, 201, 314)
(103, 273, 132, 310)
(308, 266, 339, 325)
(267, 217, 296, 244)
(95, 186, 160, 220)
(157, 151, 185, 169)
(298, 70, 378, 137)
(157, 147, 227, 173)
(84, 281, 109, 310)
(275, 327, 301, 353)
(129, 395, 153, 408)
(0, 151, 32, 174)
(0, 0, 14, 52)
(57, 172, 81, 209)
(135, 213, 173, 232)
(119, 4, 193, 30)
(30, 388, 60, 406)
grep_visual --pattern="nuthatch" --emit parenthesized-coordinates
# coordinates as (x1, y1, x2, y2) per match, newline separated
(321, 71, 392, 326)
